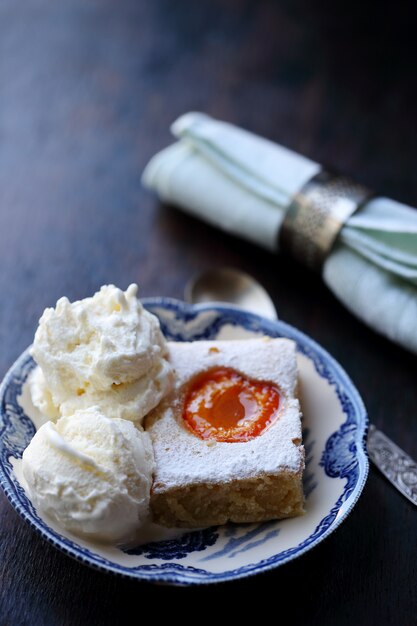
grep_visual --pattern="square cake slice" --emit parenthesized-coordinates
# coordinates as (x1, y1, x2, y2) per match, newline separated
(145, 337, 304, 527)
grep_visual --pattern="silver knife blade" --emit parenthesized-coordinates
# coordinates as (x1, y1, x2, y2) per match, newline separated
(367, 424, 417, 506)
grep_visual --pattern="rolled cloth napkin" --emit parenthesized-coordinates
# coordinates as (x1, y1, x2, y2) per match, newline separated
(142, 112, 417, 354)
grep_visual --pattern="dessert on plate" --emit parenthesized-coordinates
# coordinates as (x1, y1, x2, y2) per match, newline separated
(22, 284, 305, 545)
(23, 283, 172, 544)
(23, 407, 154, 543)
(30, 283, 173, 423)
(147, 338, 304, 527)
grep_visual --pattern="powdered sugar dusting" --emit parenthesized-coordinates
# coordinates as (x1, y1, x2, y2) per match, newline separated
(146, 338, 304, 490)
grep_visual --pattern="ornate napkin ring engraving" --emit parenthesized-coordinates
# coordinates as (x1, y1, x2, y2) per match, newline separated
(279, 170, 373, 271)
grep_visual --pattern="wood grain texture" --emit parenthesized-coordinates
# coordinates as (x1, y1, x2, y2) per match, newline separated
(0, 1, 416, 624)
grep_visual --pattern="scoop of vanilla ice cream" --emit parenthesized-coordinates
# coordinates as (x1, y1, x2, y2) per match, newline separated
(22, 407, 155, 543)
(30, 284, 173, 423)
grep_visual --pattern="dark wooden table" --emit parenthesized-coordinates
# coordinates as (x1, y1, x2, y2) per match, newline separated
(1, 1, 416, 624)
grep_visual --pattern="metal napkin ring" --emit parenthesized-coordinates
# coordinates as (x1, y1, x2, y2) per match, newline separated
(279, 170, 373, 271)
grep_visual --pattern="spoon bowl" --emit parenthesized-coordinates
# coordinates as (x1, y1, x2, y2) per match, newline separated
(185, 267, 277, 321)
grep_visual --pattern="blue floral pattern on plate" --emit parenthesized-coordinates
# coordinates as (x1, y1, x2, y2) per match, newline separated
(0, 298, 368, 585)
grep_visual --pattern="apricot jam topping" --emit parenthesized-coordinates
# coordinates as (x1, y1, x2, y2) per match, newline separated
(183, 367, 281, 443)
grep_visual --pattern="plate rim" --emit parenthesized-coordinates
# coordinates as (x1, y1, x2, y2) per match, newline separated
(0, 297, 369, 585)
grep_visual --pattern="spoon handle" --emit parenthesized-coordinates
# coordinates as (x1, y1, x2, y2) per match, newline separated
(367, 424, 417, 506)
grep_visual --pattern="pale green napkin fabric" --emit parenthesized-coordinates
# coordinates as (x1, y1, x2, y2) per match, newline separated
(142, 112, 417, 354)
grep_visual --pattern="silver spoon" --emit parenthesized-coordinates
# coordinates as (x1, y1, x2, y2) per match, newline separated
(185, 267, 277, 322)
(185, 267, 417, 507)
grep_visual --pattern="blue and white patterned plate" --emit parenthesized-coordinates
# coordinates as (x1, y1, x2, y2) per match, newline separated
(0, 298, 368, 585)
